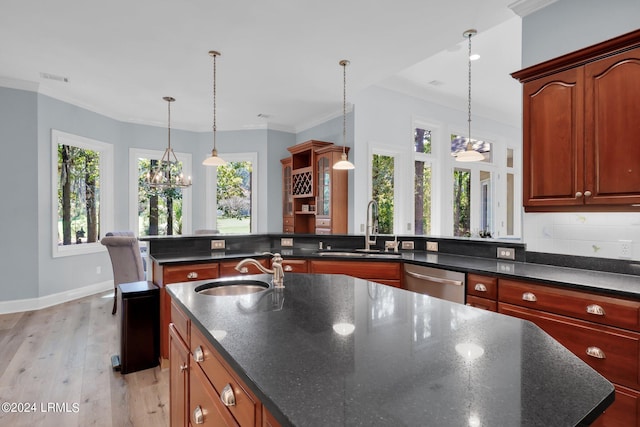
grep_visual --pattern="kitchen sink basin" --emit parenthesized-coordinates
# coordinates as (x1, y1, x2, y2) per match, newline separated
(195, 280, 270, 296)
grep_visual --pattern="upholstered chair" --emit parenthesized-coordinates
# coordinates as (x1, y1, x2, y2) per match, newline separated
(101, 232, 145, 315)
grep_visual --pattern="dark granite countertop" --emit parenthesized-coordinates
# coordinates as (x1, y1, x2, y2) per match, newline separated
(167, 273, 614, 427)
(152, 248, 640, 299)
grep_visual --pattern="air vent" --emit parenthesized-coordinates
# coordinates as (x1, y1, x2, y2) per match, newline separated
(40, 72, 69, 83)
(428, 80, 444, 86)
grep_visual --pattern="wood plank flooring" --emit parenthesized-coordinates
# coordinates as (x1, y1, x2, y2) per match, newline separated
(0, 291, 169, 427)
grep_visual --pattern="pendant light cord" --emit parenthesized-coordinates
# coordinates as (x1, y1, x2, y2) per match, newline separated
(467, 31, 472, 147)
(212, 52, 217, 151)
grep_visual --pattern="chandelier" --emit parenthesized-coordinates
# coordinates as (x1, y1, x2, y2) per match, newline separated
(333, 59, 355, 170)
(203, 50, 226, 166)
(146, 96, 192, 189)
(456, 29, 484, 162)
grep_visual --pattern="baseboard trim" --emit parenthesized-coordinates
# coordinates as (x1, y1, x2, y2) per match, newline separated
(0, 281, 113, 314)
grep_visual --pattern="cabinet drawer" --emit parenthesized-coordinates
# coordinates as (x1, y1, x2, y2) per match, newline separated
(499, 279, 640, 332)
(219, 259, 268, 277)
(309, 260, 401, 280)
(283, 216, 293, 226)
(164, 263, 219, 284)
(190, 363, 239, 427)
(466, 295, 497, 312)
(315, 227, 331, 235)
(191, 326, 257, 427)
(171, 300, 190, 347)
(591, 383, 640, 427)
(283, 226, 294, 234)
(466, 274, 497, 300)
(499, 303, 640, 390)
(281, 259, 308, 273)
(315, 217, 331, 228)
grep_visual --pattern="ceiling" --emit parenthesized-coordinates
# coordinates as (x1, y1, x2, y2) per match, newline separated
(0, 0, 523, 133)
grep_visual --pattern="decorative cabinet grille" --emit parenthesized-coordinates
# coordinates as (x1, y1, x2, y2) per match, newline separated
(292, 169, 313, 197)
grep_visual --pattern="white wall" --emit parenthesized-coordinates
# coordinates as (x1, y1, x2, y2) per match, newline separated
(521, 0, 640, 260)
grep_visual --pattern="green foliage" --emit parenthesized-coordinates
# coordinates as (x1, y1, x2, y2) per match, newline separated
(137, 158, 184, 236)
(372, 154, 394, 234)
(216, 161, 252, 220)
(453, 169, 471, 237)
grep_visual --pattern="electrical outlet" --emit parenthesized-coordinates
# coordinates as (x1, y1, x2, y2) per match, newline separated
(426, 241, 438, 252)
(497, 247, 515, 260)
(211, 239, 226, 250)
(619, 240, 632, 259)
(401, 241, 414, 250)
(281, 238, 294, 247)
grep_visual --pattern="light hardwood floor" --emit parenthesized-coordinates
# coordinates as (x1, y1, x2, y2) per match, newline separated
(0, 291, 169, 427)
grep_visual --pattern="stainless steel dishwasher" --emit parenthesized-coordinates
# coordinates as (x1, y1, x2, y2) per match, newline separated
(403, 264, 465, 304)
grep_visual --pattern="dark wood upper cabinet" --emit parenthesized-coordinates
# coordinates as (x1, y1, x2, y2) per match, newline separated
(513, 29, 640, 212)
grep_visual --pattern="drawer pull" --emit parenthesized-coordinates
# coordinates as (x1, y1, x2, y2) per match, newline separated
(193, 405, 204, 424)
(474, 283, 487, 292)
(193, 346, 204, 363)
(586, 346, 606, 359)
(180, 363, 188, 372)
(586, 304, 606, 316)
(220, 383, 236, 407)
(522, 292, 537, 302)
(187, 271, 199, 279)
(284, 265, 293, 272)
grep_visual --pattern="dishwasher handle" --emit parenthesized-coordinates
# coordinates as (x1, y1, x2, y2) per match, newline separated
(405, 270, 463, 287)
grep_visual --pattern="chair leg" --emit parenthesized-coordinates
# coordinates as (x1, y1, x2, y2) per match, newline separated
(112, 287, 118, 315)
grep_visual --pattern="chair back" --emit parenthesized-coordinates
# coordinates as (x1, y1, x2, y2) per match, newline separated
(101, 235, 145, 286)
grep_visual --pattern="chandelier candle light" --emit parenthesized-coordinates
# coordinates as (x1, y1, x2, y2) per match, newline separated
(333, 59, 355, 170)
(146, 96, 192, 189)
(456, 29, 484, 163)
(203, 50, 227, 166)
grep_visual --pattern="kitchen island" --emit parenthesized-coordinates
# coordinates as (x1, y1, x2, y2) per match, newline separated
(167, 272, 614, 426)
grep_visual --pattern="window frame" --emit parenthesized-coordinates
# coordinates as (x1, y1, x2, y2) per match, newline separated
(128, 147, 192, 236)
(51, 129, 114, 258)
(205, 152, 258, 233)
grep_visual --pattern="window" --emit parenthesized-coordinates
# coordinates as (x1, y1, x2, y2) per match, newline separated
(414, 127, 433, 234)
(453, 168, 471, 237)
(205, 153, 257, 234)
(52, 130, 113, 257)
(129, 148, 192, 237)
(372, 153, 395, 234)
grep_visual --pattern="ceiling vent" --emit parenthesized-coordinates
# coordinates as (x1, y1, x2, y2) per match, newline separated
(40, 72, 69, 83)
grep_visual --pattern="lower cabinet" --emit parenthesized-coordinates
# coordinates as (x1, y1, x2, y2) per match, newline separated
(309, 260, 402, 288)
(465, 273, 498, 312)
(497, 278, 640, 426)
(169, 299, 280, 427)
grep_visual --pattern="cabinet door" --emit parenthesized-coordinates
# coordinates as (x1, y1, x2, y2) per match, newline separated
(591, 383, 640, 427)
(585, 46, 640, 205)
(522, 67, 585, 209)
(169, 325, 189, 427)
(316, 155, 331, 217)
(281, 159, 293, 217)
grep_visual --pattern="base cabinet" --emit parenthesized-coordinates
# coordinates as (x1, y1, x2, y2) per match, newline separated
(309, 260, 402, 288)
(169, 299, 280, 427)
(497, 278, 640, 426)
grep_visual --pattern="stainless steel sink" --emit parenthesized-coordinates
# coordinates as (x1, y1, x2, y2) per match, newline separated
(195, 280, 270, 296)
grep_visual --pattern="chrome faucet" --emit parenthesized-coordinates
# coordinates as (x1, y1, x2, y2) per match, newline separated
(235, 252, 285, 288)
(365, 199, 379, 251)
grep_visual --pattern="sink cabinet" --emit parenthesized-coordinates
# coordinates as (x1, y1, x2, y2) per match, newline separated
(309, 259, 402, 288)
(497, 278, 640, 426)
(512, 29, 640, 211)
(169, 300, 280, 427)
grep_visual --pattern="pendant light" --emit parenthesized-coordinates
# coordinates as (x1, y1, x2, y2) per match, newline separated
(203, 50, 227, 166)
(146, 96, 192, 189)
(333, 59, 355, 170)
(456, 29, 484, 163)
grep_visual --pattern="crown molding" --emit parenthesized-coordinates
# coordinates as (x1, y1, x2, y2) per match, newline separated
(508, 0, 559, 17)
(0, 76, 39, 92)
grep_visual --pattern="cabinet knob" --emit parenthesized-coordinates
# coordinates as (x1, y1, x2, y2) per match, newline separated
(193, 346, 204, 363)
(180, 363, 188, 372)
(187, 271, 199, 279)
(220, 383, 236, 407)
(474, 283, 487, 292)
(522, 292, 537, 302)
(584, 190, 592, 197)
(575, 191, 583, 198)
(586, 304, 605, 316)
(192, 405, 204, 424)
(586, 346, 606, 359)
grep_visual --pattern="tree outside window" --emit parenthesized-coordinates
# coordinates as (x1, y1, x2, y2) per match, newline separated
(372, 154, 394, 234)
(215, 161, 252, 234)
(414, 127, 432, 235)
(137, 158, 184, 236)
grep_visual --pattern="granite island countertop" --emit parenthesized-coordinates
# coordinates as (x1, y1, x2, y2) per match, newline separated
(167, 273, 614, 427)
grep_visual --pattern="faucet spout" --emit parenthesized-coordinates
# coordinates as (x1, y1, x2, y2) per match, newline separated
(365, 199, 379, 251)
(235, 253, 285, 288)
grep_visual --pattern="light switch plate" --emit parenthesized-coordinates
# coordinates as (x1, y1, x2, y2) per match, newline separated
(211, 240, 226, 250)
(497, 247, 515, 260)
(281, 238, 294, 247)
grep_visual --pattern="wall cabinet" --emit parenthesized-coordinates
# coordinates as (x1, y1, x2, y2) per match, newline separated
(282, 140, 349, 234)
(497, 278, 640, 426)
(513, 30, 640, 211)
(169, 301, 280, 427)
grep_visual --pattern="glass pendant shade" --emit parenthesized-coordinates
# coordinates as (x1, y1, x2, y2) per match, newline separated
(333, 152, 355, 170)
